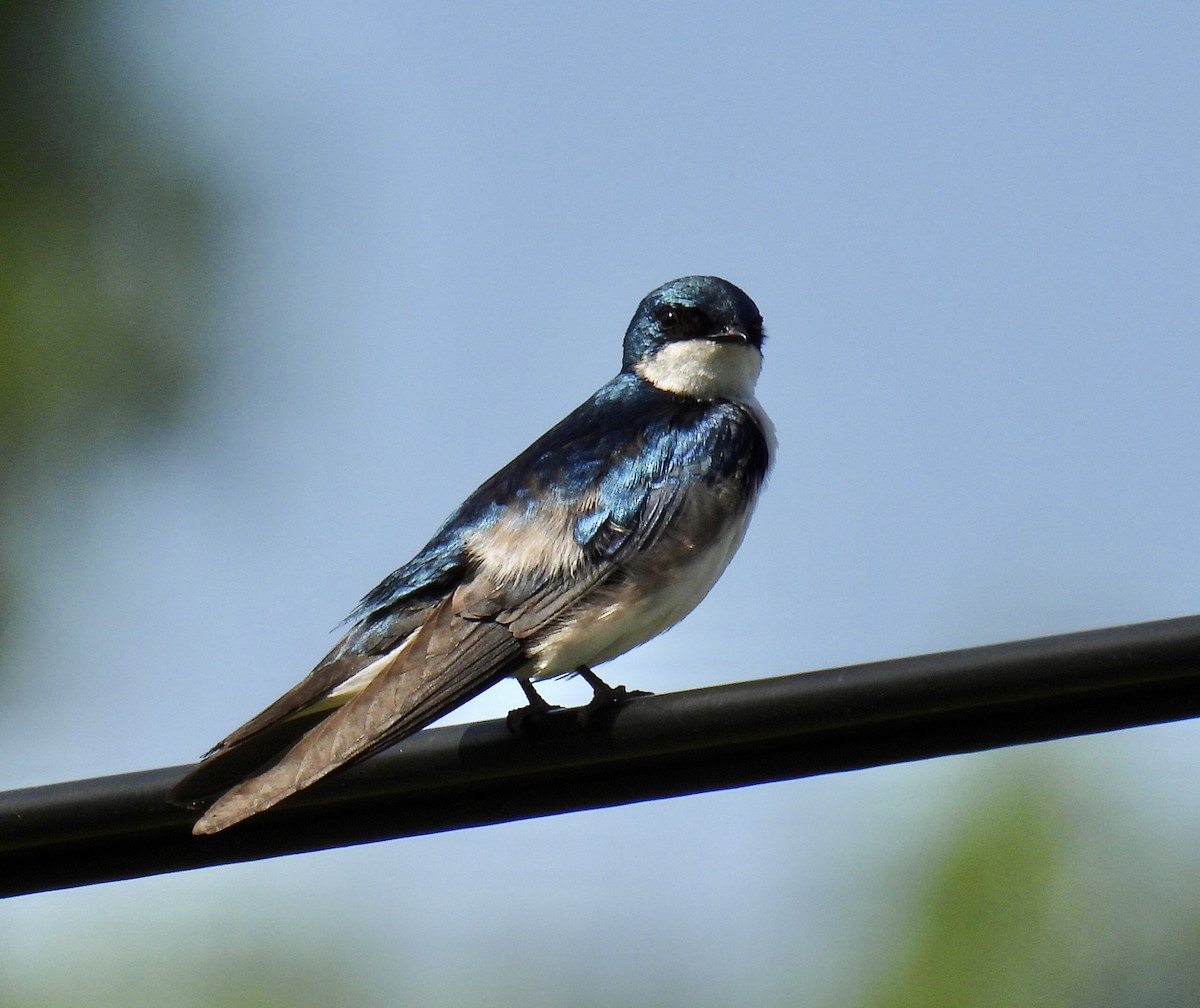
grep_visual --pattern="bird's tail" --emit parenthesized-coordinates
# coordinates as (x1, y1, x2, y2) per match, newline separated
(168, 708, 330, 811)
(191, 598, 524, 835)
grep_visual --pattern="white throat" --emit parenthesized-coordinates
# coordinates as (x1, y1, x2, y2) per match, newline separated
(634, 339, 762, 401)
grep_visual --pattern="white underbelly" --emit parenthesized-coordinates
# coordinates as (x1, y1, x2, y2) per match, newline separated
(525, 505, 752, 677)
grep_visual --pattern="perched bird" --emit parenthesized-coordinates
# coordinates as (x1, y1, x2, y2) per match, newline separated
(173, 275, 773, 834)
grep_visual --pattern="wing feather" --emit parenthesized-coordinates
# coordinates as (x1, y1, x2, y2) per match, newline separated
(191, 590, 524, 833)
(169, 606, 433, 809)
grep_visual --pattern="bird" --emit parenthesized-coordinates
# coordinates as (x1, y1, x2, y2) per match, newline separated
(172, 275, 773, 834)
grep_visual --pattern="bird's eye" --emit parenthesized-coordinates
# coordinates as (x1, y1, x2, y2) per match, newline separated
(657, 306, 681, 331)
(655, 304, 709, 339)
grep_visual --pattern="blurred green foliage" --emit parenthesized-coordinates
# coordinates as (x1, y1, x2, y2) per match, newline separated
(0, 0, 211, 657)
(854, 773, 1085, 1008)
(852, 755, 1200, 1008)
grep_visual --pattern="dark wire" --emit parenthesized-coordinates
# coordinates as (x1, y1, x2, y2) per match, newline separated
(3, 613, 1200, 897)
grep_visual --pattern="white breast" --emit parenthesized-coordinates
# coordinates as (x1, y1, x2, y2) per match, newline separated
(525, 500, 754, 678)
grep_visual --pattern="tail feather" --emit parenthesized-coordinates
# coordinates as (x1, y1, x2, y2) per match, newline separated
(169, 708, 330, 810)
(192, 601, 524, 834)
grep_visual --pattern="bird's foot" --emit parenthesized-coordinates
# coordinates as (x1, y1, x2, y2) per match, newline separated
(506, 701, 570, 735)
(507, 679, 572, 735)
(507, 670, 651, 735)
(578, 667, 651, 728)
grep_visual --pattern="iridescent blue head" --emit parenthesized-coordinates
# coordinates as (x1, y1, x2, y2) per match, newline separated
(622, 276, 766, 402)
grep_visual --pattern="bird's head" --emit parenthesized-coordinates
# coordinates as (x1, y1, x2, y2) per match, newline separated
(623, 276, 765, 401)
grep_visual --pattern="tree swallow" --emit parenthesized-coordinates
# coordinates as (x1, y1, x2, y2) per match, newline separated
(174, 275, 773, 834)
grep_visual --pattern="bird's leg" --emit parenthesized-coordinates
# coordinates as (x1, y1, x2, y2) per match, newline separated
(506, 677, 566, 734)
(577, 666, 628, 703)
(519, 677, 558, 712)
(577, 665, 651, 725)
(507, 669, 651, 736)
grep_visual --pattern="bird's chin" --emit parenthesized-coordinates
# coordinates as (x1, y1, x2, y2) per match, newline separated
(635, 339, 762, 401)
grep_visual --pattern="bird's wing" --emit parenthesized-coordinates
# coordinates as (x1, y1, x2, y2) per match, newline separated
(169, 547, 463, 808)
(188, 489, 660, 833)
(191, 585, 525, 833)
(189, 491, 665, 835)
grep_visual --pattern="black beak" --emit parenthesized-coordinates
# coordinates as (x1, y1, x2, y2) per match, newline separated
(711, 325, 751, 345)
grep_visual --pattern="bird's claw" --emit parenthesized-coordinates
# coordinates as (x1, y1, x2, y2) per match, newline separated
(581, 684, 651, 727)
(506, 702, 570, 735)
(508, 671, 651, 736)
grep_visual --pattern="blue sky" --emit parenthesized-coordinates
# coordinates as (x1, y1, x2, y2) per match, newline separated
(3, 2, 1199, 1001)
